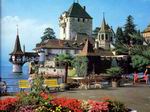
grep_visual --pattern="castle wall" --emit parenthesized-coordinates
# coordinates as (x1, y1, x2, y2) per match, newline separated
(13, 64, 22, 73)
(60, 16, 92, 40)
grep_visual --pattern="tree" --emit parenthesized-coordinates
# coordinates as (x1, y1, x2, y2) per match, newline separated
(92, 27, 100, 38)
(115, 27, 125, 44)
(55, 53, 73, 65)
(73, 56, 88, 77)
(55, 53, 73, 83)
(41, 27, 56, 42)
(124, 15, 137, 45)
(115, 33, 150, 72)
(131, 55, 150, 72)
(106, 67, 122, 77)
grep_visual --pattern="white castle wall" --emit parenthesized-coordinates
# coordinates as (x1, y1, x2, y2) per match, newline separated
(13, 64, 22, 73)
(60, 15, 92, 40)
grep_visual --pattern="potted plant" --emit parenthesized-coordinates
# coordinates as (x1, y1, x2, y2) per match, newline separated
(106, 67, 122, 87)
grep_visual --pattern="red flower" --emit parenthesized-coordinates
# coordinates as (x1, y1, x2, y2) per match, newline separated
(88, 100, 109, 112)
(51, 97, 83, 112)
(0, 97, 19, 111)
(40, 92, 49, 100)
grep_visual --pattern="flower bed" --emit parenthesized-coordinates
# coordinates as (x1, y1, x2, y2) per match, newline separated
(0, 76, 129, 112)
(0, 93, 128, 112)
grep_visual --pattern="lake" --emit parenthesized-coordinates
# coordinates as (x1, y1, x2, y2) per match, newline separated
(0, 65, 29, 92)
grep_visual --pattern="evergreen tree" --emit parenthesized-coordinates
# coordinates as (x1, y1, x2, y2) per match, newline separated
(115, 27, 125, 44)
(124, 15, 137, 45)
(92, 27, 100, 38)
(41, 27, 56, 42)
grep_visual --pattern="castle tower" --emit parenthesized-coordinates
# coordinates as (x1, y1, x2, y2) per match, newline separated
(9, 29, 25, 73)
(59, 1, 92, 40)
(96, 15, 114, 50)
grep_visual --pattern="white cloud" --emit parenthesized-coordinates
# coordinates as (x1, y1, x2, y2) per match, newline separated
(1, 16, 50, 64)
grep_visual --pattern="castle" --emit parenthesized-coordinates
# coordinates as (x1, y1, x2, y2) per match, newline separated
(35, 1, 115, 61)
(9, 1, 127, 74)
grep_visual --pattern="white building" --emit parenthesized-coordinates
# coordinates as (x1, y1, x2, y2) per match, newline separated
(59, 2, 92, 40)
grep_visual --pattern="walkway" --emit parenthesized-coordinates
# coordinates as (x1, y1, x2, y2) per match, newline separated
(58, 84, 150, 112)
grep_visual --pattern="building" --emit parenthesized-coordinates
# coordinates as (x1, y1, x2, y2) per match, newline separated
(95, 16, 115, 50)
(142, 24, 150, 42)
(59, 2, 92, 40)
(9, 31, 38, 73)
(78, 39, 128, 76)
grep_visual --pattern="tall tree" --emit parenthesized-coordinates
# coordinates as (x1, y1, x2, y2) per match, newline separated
(115, 27, 125, 44)
(124, 15, 137, 45)
(41, 27, 56, 42)
(73, 56, 88, 77)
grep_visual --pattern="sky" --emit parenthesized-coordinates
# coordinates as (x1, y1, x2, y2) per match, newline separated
(1, 0, 150, 66)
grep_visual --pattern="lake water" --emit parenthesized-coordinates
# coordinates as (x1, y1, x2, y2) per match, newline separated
(0, 65, 29, 92)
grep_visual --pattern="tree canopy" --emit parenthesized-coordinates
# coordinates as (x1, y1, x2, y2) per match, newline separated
(124, 15, 137, 45)
(115, 27, 125, 44)
(41, 27, 56, 42)
(73, 56, 88, 77)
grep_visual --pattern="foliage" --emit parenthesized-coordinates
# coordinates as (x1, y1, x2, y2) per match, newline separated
(41, 27, 56, 42)
(115, 27, 125, 44)
(92, 27, 100, 38)
(55, 53, 73, 65)
(73, 56, 88, 77)
(131, 55, 150, 71)
(124, 15, 137, 45)
(108, 100, 127, 112)
(106, 67, 122, 77)
(68, 68, 77, 77)
(16, 75, 51, 108)
(0, 95, 128, 112)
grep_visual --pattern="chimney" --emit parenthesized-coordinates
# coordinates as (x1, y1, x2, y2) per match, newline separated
(83, 6, 86, 10)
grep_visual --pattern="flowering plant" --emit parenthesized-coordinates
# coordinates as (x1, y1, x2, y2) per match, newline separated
(51, 97, 83, 112)
(0, 97, 19, 111)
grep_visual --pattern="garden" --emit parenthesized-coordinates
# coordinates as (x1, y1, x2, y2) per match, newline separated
(0, 76, 129, 112)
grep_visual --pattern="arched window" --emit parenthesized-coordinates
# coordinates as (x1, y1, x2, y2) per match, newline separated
(106, 34, 108, 40)
(101, 34, 104, 40)
(78, 18, 80, 22)
(83, 19, 85, 22)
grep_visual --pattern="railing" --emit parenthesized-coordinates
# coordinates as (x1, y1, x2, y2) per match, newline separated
(1, 78, 28, 93)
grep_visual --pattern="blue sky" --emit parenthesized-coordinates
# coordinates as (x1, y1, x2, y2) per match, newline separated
(1, 0, 150, 66)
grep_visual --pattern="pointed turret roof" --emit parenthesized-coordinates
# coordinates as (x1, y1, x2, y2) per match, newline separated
(67, 2, 92, 19)
(99, 16, 111, 33)
(10, 34, 24, 55)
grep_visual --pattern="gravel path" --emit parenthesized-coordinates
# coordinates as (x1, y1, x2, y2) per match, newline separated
(57, 84, 150, 112)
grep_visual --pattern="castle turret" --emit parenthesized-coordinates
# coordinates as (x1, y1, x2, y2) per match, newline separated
(96, 14, 114, 50)
(59, 1, 92, 40)
(9, 30, 24, 73)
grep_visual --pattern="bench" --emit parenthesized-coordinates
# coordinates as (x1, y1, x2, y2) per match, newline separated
(18, 80, 30, 91)
(44, 79, 60, 91)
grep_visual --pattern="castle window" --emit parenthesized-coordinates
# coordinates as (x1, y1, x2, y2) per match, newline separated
(106, 34, 108, 40)
(101, 34, 104, 40)
(78, 18, 80, 22)
(83, 19, 85, 22)
(63, 28, 65, 34)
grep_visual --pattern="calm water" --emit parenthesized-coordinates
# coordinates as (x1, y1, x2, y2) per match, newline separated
(0, 65, 29, 92)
